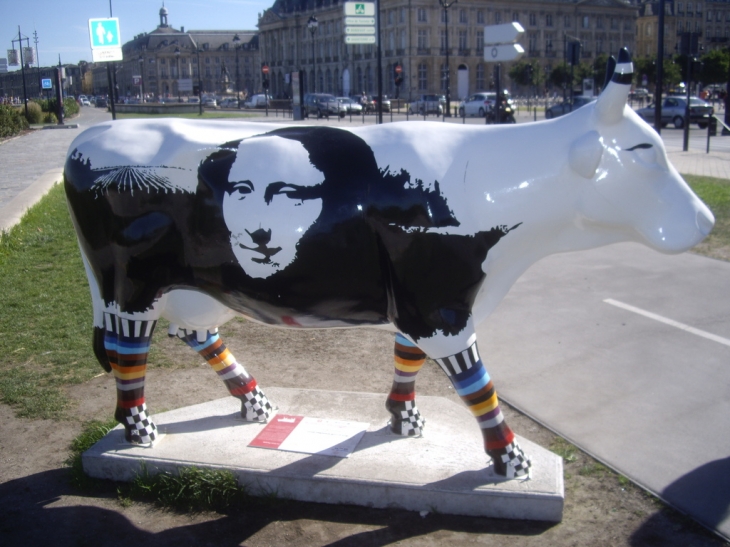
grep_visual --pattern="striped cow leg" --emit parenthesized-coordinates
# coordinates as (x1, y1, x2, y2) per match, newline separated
(434, 341, 532, 479)
(105, 313, 158, 446)
(386, 333, 426, 436)
(173, 327, 273, 422)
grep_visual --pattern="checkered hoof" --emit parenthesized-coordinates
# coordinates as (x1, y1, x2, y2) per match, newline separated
(488, 442, 532, 479)
(386, 399, 425, 437)
(239, 386, 273, 422)
(116, 404, 158, 446)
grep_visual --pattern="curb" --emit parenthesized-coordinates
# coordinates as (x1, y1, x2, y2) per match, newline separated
(0, 168, 64, 234)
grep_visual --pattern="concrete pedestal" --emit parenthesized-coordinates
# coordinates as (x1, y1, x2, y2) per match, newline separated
(83, 388, 564, 521)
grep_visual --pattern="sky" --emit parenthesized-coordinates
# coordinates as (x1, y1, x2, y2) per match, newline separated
(2, 0, 268, 70)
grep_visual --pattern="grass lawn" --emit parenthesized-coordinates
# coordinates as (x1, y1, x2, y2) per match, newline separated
(0, 175, 727, 420)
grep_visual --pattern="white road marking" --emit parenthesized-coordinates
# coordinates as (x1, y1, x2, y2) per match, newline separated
(603, 298, 730, 348)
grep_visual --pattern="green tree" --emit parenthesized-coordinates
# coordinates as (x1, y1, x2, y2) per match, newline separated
(699, 49, 729, 85)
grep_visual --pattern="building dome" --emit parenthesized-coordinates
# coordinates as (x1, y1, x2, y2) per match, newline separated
(160, 6, 168, 16)
(159, 4, 169, 27)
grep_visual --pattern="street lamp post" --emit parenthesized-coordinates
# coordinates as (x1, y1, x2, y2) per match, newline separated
(439, 0, 458, 117)
(233, 34, 241, 108)
(308, 16, 318, 93)
(188, 36, 204, 115)
(138, 55, 144, 101)
(174, 47, 182, 102)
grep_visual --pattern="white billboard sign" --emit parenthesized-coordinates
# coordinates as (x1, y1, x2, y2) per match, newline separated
(344, 2, 375, 16)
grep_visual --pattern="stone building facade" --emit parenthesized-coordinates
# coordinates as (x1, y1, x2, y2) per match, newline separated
(257, 0, 637, 101)
(635, 0, 730, 58)
(117, 6, 259, 100)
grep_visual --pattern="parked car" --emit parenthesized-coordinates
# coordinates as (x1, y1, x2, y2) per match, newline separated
(303, 93, 344, 118)
(372, 95, 391, 112)
(244, 94, 270, 109)
(636, 96, 714, 129)
(203, 98, 218, 108)
(409, 94, 445, 115)
(336, 97, 363, 114)
(79, 98, 91, 106)
(95, 97, 108, 108)
(545, 96, 596, 119)
(458, 92, 494, 117)
(188, 97, 200, 104)
(219, 98, 240, 108)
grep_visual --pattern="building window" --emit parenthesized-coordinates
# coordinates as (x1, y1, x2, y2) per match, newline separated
(529, 13, 537, 26)
(565, 16, 572, 28)
(688, 3, 693, 15)
(678, 3, 684, 15)
(418, 29, 428, 50)
(707, 10, 713, 22)
(476, 63, 485, 89)
(440, 29, 447, 53)
(417, 8, 427, 23)
(611, 18, 619, 30)
(477, 11, 484, 24)
(400, 8, 405, 23)
(678, 21, 684, 32)
(697, 3, 702, 16)
(459, 9, 467, 24)
(513, 12, 520, 22)
(596, 17, 604, 29)
(528, 33, 538, 53)
(476, 30, 484, 51)
(495, 12, 502, 24)
(401, 29, 407, 49)
(388, 10, 394, 25)
(582, 16, 590, 29)
(546, 14, 553, 27)
(459, 30, 467, 51)
(440, 63, 448, 91)
(418, 62, 427, 90)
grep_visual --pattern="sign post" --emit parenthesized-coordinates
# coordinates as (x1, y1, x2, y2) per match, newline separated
(483, 23, 525, 124)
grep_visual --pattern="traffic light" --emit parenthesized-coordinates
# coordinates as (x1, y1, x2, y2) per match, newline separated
(526, 64, 534, 85)
(568, 41, 581, 66)
(263, 78, 269, 90)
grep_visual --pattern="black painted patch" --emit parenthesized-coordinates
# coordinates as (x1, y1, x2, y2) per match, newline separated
(65, 126, 520, 347)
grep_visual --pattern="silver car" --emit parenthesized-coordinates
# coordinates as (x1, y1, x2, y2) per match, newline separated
(337, 97, 363, 114)
(545, 96, 596, 119)
(636, 96, 714, 129)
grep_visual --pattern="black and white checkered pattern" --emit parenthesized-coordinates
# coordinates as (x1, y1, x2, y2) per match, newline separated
(240, 387, 273, 422)
(388, 400, 425, 437)
(124, 404, 157, 445)
(493, 442, 531, 479)
(434, 342, 480, 377)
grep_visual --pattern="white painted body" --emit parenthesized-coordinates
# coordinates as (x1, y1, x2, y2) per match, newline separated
(67, 84, 714, 356)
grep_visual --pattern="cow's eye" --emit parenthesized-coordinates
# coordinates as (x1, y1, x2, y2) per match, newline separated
(626, 143, 656, 166)
(230, 180, 254, 199)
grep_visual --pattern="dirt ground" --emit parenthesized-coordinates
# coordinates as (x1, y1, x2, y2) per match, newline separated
(0, 319, 727, 547)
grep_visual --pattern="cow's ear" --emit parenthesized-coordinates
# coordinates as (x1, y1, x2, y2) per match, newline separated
(569, 131, 603, 179)
(596, 48, 632, 125)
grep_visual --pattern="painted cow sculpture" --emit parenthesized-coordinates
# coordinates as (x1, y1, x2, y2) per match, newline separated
(64, 49, 713, 478)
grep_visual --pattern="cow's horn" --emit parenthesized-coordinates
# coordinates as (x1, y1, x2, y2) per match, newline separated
(595, 48, 632, 125)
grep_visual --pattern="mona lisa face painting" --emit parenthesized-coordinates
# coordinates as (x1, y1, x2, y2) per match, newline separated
(223, 136, 324, 279)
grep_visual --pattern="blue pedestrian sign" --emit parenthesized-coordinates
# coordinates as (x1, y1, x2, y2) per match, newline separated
(88, 18, 123, 62)
(41, 78, 53, 89)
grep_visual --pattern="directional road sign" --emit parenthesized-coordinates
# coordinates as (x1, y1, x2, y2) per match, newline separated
(483, 22, 525, 46)
(483, 22, 525, 63)
(88, 18, 123, 62)
(345, 36, 376, 45)
(485, 44, 525, 62)
(343, 2, 376, 46)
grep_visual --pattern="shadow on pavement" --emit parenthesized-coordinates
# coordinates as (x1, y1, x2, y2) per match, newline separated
(0, 466, 555, 546)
